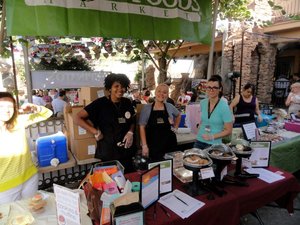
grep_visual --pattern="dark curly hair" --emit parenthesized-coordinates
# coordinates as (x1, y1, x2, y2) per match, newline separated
(104, 73, 130, 91)
(0, 92, 18, 131)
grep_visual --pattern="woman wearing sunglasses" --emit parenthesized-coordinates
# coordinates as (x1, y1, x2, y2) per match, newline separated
(194, 77, 233, 149)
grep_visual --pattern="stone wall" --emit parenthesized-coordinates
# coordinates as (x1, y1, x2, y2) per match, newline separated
(224, 27, 277, 103)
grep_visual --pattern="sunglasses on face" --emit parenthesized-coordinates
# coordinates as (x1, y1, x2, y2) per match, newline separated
(206, 86, 220, 91)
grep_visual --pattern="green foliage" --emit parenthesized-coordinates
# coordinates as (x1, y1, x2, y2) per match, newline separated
(219, 0, 251, 21)
(289, 14, 300, 20)
(267, 0, 285, 15)
(16, 60, 26, 83)
(31, 57, 92, 71)
(134, 71, 142, 83)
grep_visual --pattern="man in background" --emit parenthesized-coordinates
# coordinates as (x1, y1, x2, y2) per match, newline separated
(32, 90, 46, 106)
(52, 90, 67, 117)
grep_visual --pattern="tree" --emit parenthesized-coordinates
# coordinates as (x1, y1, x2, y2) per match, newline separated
(127, 40, 185, 84)
(31, 57, 92, 71)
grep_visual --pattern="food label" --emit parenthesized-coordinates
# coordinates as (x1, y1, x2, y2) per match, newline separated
(200, 167, 215, 179)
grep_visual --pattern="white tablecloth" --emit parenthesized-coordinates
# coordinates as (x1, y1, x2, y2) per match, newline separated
(0, 190, 92, 225)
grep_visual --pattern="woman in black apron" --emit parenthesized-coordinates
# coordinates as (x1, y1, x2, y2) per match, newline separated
(75, 73, 136, 173)
(139, 84, 181, 161)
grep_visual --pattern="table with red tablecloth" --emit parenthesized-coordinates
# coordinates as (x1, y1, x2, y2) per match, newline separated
(125, 166, 300, 225)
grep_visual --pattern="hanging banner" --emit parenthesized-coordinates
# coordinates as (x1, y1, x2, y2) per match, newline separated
(6, 0, 212, 43)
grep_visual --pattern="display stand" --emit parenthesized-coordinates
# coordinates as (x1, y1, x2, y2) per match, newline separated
(234, 154, 259, 179)
(183, 164, 207, 197)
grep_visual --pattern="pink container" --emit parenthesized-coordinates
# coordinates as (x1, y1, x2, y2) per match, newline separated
(285, 122, 300, 133)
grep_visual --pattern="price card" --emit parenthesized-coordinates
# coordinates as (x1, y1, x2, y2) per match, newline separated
(220, 166, 228, 181)
(200, 167, 215, 179)
(242, 122, 257, 141)
(54, 184, 81, 225)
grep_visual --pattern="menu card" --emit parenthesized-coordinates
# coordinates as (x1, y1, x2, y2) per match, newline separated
(53, 184, 81, 225)
(148, 160, 173, 194)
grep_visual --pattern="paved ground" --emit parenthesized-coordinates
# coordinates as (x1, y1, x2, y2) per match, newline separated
(241, 171, 300, 225)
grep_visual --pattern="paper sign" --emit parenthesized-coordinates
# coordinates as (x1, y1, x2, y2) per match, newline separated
(148, 160, 172, 194)
(220, 166, 228, 181)
(115, 211, 144, 225)
(88, 145, 96, 155)
(242, 158, 252, 169)
(78, 126, 87, 135)
(249, 141, 271, 168)
(53, 184, 81, 225)
(200, 167, 215, 179)
(140, 166, 160, 209)
(242, 122, 257, 140)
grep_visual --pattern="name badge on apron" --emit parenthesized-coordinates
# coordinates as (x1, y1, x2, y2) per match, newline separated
(118, 117, 126, 124)
(157, 118, 164, 124)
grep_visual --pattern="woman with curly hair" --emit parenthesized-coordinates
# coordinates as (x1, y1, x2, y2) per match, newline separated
(0, 92, 52, 204)
(75, 73, 137, 173)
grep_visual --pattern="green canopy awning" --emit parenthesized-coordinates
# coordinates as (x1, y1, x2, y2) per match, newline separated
(6, 0, 212, 43)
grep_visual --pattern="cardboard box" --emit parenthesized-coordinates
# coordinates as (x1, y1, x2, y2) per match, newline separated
(70, 138, 97, 160)
(63, 127, 71, 150)
(65, 106, 95, 140)
(78, 87, 106, 106)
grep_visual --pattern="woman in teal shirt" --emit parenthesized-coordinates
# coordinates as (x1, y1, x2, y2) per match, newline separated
(194, 77, 233, 149)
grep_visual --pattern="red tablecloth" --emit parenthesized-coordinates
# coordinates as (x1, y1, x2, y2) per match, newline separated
(125, 166, 300, 225)
(93, 167, 300, 225)
(225, 166, 300, 215)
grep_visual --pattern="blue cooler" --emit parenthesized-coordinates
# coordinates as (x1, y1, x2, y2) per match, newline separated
(36, 132, 68, 167)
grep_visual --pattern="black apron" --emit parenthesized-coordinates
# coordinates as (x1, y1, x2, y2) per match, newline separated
(95, 98, 136, 172)
(146, 103, 177, 161)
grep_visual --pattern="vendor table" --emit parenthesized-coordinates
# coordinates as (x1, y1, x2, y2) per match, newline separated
(271, 135, 300, 173)
(126, 166, 300, 225)
(0, 191, 92, 225)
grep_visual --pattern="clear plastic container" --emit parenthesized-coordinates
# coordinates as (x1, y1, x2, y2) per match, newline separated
(183, 148, 212, 168)
(92, 160, 125, 174)
(164, 151, 183, 169)
(206, 144, 235, 160)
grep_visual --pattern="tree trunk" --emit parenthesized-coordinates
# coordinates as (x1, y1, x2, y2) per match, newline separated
(157, 57, 167, 84)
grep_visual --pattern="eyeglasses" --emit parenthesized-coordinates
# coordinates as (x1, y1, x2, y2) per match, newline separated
(206, 86, 220, 91)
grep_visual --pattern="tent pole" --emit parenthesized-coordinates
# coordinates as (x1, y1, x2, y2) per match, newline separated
(207, 0, 219, 80)
(239, 31, 244, 95)
(141, 51, 145, 89)
(9, 36, 19, 108)
(22, 41, 33, 103)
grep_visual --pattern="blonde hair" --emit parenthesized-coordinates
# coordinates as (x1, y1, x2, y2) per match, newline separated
(291, 82, 300, 88)
(155, 84, 169, 94)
